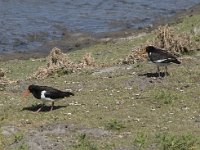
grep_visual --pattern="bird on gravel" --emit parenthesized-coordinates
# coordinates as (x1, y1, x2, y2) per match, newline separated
(23, 84, 74, 112)
(146, 46, 181, 76)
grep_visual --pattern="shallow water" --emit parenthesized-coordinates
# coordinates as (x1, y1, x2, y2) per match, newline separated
(0, 0, 199, 52)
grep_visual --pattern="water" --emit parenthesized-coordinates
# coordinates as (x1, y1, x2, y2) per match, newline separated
(0, 0, 200, 52)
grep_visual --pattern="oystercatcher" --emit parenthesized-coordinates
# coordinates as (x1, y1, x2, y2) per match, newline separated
(146, 46, 181, 76)
(23, 84, 74, 112)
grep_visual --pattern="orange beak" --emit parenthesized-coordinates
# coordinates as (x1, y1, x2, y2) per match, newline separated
(23, 89, 30, 97)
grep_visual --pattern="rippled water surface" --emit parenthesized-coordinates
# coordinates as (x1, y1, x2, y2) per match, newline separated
(0, 0, 200, 52)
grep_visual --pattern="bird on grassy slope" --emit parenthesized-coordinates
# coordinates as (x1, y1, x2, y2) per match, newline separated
(146, 46, 181, 76)
(23, 84, 74, 112)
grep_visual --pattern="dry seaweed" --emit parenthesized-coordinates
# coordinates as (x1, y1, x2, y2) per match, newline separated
(78, 53, 96, 68)
(31, 47, 96, 79)
(30, 47, 74, 79)
(0, 69, 16, 89)
(118, 45, 148, 65)
(153, 25, 194, 54)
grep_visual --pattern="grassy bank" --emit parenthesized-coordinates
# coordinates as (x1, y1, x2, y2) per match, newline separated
(0, 13, 200, 150)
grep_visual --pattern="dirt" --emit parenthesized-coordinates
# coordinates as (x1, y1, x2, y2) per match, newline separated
(92, 66, 131, 75)
(1, 125, 19, 137)
(3, 123, 111, 150)
(77, 128, 110, 137)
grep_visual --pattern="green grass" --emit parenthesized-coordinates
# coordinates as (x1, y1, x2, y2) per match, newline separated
(153, 89, 179, 105)
(72, 134, 97, 150)
(156, 133, 199, 150)
(134, 132, 148, 150)
(69, 33, 152, 66)
(105, 119, 125, 131)
(15, 144, 29, 150)
(0, 13, 200, 150)
(14, 132, 24, 143)
(175, 14, 200, 33)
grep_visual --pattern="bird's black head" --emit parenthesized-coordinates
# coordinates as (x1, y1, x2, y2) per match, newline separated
(23, 84, 40, 97)
(146, 46, 156, 53)
(28, 84, 40, 93)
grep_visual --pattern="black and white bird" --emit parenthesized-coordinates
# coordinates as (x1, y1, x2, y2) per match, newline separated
(146, 46, 181, 76)
(23, 84, 74, 112)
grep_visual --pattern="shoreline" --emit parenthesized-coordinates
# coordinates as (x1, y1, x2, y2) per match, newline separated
(0, 3, 200, 61)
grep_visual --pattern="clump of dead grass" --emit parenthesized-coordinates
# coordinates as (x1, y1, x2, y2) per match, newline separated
(47, 47, 74, 69)
(30, 47, 74, 79)
(153, 25, 194, 54)
(30, 47, 96, 79)
(118, 45, 148, 65)
(0, 69, 16, 86)
(78, 53, 96, 68)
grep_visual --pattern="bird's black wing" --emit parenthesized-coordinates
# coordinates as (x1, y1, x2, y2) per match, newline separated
(43, 88, 65, 99)
(36, 85, 74, 99)
(150, 48, 180, 64)
(42, 86, 74, 99)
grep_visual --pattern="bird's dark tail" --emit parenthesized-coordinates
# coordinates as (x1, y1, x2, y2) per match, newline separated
(172, 59, 181, 64)
(63, 91, 74, 97)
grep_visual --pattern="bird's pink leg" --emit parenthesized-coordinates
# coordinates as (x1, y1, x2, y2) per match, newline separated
(50, 102, 54, 111)
(165, 66, 168, 76)
(157, 66, 160, 77)
(35, 103, 44, 113)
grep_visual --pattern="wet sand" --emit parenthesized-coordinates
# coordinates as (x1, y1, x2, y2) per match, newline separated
(0, 3, 200, 61)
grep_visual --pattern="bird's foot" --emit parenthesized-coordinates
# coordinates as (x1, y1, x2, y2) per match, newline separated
(50, 106, 54, 111)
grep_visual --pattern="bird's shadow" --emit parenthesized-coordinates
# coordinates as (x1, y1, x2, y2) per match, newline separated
(138, 72, 168, 78)
(22, 104, 68, 112)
